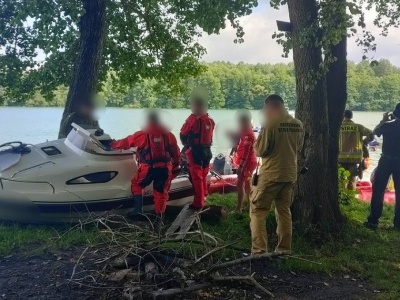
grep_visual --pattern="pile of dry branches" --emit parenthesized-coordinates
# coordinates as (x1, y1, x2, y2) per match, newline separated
(62, 212, 311, 299)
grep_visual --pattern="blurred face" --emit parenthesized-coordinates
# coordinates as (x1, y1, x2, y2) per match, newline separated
(263, 103, 283, 122)
(79, 104, 93, 118)
(191, 101, 204, 115)
(238, 118, 250, 131)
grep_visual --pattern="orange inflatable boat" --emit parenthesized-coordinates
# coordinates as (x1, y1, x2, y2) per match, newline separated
(356, 181, 396, 205)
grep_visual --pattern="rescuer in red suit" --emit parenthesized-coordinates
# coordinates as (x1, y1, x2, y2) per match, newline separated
(232, 110, 257, 213)
(180, 97, 215, 209)
(111, 110, 180, 218)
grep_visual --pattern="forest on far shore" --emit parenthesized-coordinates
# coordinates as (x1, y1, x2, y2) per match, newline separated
(4, 59, 400, 111)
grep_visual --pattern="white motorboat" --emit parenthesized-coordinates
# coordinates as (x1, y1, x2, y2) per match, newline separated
(0, 124, 194, 224)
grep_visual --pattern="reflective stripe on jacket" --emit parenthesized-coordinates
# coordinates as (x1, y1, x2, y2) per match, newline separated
(338, 120, 371, 164)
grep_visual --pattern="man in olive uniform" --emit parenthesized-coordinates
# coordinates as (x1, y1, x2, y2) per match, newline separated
(250, 95, 304, 255)
(339, 110, 374, 190)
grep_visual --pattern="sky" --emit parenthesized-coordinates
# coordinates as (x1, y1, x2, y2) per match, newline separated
(198, 4, 400, 66)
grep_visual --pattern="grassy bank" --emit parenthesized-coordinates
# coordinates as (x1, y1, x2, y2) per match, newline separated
(0, 224, 99, 255)
(0, 194, 399, 298)
(206, 193, 400, 300)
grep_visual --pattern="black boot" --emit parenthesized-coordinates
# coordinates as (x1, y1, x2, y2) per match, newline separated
(152, 214, 164, 232)
(127, 195, 143, 219)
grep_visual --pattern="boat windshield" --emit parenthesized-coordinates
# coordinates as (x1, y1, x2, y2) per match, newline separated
(66, 127, 91, 152)
(65, 124, 134, 155)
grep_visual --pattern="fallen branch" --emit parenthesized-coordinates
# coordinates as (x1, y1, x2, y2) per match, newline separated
(212, 274, 274, 298)
(205, 252, 283, 274)
(69, 246, 89, 283)
(287, 255, 322, 265)
(248, 273, 275, 298)
(61, 212, 308, 299)
(194, 242, 237, 265)
(149, 283, 210, 299)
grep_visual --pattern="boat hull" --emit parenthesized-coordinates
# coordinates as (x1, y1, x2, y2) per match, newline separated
(209, 174, 238, 194)
(0, 185, 194, 224)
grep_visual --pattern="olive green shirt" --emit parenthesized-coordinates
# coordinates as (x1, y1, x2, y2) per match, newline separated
(254, 112, 304, 182)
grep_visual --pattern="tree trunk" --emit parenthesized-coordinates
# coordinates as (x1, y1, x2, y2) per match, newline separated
(288, 0, 341, 231)
(325, 0, 348, 224)
(58, 0, 106, 138)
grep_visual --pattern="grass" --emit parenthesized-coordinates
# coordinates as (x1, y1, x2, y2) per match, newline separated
(0, 223, 99, 255)
(206, 193, 400, 300)
(0, 194, 399, 298)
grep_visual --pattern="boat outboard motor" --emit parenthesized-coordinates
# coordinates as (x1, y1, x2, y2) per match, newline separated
(212, 153, 232, 175)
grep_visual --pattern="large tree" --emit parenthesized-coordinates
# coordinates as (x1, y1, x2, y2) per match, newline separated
(0, 0, 258, 136)
(271, 0, 367, 229)
(281, 0, 398, 230)
(286, 0, 344, 230)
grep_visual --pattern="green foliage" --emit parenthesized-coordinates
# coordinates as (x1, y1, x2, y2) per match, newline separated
(0, 0, 258, 102)
(6, 59, 400, 111)
(270, 0, 377, 82)
(338, 167, 357, 205)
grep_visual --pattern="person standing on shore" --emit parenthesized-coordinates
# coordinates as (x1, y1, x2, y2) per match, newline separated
(365, 104, 400, 230)
(180, 97, 215, 210)
(232, 110, 257, 213)
(338, 110, 374, 190)
(250, 95, 304, 255)
(111, 110, 180, 219)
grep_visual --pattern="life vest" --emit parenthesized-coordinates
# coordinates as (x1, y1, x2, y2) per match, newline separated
(338, 121, 363, 164)
(189, 115, 214, 147)
(139, 132, 171, 166)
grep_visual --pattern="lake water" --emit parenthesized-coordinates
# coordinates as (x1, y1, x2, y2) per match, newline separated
(0, 107, 385, 178)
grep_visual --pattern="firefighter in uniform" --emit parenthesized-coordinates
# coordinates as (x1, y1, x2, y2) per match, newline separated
(180, 97, 215, 210)
(339, 110, 374, 190)
(232, 110, 257, 213)
(365, 103, 400, 229)
(111, 111, 180, 217)
(250, 95, 304, 255)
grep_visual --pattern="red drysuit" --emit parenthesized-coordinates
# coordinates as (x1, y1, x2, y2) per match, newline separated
(232, 128, 257, 181)
(180, 114, 215, 208)
(111, 125, 180, 214)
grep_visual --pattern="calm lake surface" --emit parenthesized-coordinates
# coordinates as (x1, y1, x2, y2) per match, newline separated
(0, 107, 385, 177)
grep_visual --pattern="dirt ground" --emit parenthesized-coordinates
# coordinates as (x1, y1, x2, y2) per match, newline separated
(0, 246, 376, 300)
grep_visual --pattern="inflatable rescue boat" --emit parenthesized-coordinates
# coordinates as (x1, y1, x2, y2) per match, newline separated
(0, 124, 194, 224)
(209, 154, 238, 194)
(356, 181, 396, 205)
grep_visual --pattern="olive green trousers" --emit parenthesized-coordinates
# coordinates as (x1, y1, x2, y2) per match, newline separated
(250, 180, 294, 254)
